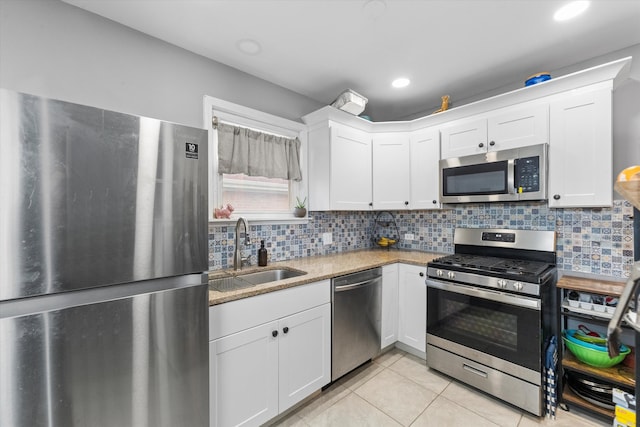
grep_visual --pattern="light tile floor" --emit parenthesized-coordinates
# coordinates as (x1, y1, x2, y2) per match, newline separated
(269, 348, 610, 427)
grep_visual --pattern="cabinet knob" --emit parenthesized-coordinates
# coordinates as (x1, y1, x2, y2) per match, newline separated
(432, 200, 437, 204)
(283, 326, 289, 334)
(419, 272, 424, 277)
(553, 194, 561, 200)
(369, 202, 373, 207)
(489, 141, 495, 146)
(272, 330, 278, 338)
(478, 142, 484, 148)
(404, 201, 409, 206)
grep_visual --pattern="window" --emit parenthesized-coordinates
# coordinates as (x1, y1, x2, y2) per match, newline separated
(221, 174, 290, 213)
(204, 96, 308, 222)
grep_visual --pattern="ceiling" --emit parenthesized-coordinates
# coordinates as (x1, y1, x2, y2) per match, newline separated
(62, 0, 640, 121)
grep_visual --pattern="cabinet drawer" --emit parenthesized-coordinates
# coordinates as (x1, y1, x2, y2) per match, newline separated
(209, 280, 330, 340)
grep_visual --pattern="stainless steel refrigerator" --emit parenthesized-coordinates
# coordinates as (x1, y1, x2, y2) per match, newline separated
(0, 89, 209, 427)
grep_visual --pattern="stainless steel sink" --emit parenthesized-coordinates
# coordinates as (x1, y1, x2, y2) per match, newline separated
(236, 268, 307, 284)
(209, 268, 307, 292)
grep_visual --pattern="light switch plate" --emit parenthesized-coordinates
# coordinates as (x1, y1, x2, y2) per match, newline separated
(404, 233, 415, 241)
(322, 232, 333, 245)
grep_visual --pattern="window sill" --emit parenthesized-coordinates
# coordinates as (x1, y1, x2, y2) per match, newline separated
(208, 216, 309, 227)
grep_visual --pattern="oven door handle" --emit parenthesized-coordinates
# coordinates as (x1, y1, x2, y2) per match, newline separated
(426, 278, 541, 310)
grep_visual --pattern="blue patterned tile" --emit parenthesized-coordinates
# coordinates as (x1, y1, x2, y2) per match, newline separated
(208, 200, 634, 279)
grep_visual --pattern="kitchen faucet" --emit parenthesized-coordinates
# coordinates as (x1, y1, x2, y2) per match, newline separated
(234, 217, 251, 270)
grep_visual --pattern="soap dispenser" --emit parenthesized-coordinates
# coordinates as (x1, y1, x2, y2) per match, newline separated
(258, 240, 268, 266)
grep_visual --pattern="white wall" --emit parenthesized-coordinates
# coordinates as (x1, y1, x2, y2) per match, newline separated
(0, 0, 323, 129)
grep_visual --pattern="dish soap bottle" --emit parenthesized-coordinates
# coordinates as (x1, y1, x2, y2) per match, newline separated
(258, 240, 268, 266)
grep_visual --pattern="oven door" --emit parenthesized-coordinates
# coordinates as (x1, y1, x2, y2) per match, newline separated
(426, 278, 541, 372)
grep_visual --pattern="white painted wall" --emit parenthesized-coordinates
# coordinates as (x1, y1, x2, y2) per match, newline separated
(0, 0, 323, 129)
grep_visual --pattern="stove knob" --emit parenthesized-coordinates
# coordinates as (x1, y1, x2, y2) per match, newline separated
(513, 282, 523, 291)
(497, 279, 507, 288)
(436, 270, 444, 277)
(447, 271, 456, 279)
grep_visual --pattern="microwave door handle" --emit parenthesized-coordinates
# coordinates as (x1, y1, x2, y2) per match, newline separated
(508, 159, 516, 195)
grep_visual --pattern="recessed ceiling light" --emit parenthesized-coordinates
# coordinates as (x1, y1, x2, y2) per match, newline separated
(236, 39, 262, 55)
(392, 78, 410, 88)
(554, 1, 590, 21)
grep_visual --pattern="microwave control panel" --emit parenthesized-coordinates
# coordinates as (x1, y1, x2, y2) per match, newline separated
(515, 156, 540, 193)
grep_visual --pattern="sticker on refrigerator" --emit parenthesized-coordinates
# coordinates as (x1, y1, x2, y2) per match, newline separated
(185, 142, 198, 159)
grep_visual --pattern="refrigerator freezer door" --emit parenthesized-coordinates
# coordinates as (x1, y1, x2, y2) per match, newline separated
(0, 89, 208, 300)
(0, 276, 208, 427)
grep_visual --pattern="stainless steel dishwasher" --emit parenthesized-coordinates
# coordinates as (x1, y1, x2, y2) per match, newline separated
(331, 267, 382, 381)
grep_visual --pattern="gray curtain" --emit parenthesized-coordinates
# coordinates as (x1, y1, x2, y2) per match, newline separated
(217, 122, 302, 181)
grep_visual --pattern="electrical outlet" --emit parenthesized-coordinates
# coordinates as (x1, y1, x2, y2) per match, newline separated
(322, 232, 333, 245)
(404, 233, 415, 241)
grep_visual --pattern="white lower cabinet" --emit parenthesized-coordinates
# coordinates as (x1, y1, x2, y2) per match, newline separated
(278, 304, 331, 410)
(381, 264, 399, 348)
(397, 263, 427, 353)
(210, 321, 279, 427)
(209, 281, 331, 427)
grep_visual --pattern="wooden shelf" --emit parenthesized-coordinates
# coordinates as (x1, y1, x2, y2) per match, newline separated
(557, 275, 627, 297)
(562, 384, 614, 419)
(563, 352, 635, 389)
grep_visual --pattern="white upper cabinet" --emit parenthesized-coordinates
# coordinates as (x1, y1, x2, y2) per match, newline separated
(372, 132, 411, 210)
(440, 117, 488, 158)
(487, 103, 548, 151)
(548, 85, 613, 208)
(302, 58, 629, 210)
(330, 123, 373, 210)
(410, 127, 441, 209)
(440, 103, 549, 159)
(308, 122, 372, 210)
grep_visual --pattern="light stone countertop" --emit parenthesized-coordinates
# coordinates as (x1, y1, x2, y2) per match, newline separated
(208, 249, 443, 305)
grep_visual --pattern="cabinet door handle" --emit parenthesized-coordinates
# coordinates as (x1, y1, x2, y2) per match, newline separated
(404, 201, 409, 206)
(479, 142, 484, 148)
(432, 200, 437, 204)
(489, 141, 495, 146)
(419, 272, 424, 277)
(553, 194, 561, 200)
(272, 330, 278, 338)
(369, 202, 373, 207)
(283, 326, 289, 334)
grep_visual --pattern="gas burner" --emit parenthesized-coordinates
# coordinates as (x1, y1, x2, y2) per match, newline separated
(430, 254, 554, 284)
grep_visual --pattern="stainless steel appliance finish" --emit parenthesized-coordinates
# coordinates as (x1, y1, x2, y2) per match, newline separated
(440, 143, 547, 203)
(331, 267, 382, 381)
(428, 344, 542, 415)
(426, 228, 558, 416)
(0, 275, 208, 427)
(0, 90, 209, 427)
(0, 89, 208, 300)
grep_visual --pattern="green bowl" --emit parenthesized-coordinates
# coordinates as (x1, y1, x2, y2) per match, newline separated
(562, 335, 629, 368)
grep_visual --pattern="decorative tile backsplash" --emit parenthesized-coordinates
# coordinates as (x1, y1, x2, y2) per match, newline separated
(209, 200, 635, 278)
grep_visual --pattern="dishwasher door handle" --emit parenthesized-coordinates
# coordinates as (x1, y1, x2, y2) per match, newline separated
(334, 278, 380, 292)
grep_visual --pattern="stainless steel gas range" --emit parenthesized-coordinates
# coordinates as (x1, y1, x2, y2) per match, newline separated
(426, 228, 559, 416)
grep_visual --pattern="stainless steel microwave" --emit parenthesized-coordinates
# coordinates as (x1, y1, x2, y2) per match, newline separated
(439, 143, 548, 203)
